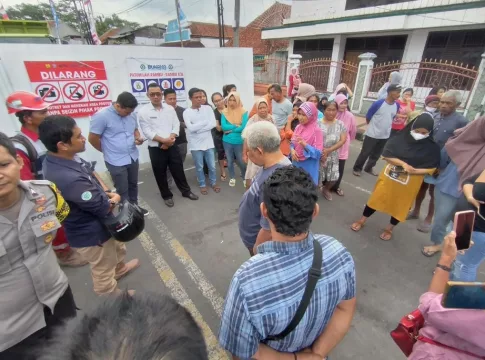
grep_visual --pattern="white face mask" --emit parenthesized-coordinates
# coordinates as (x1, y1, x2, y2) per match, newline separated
(425, 106, 436, 113)
(410, 131, 429, 141)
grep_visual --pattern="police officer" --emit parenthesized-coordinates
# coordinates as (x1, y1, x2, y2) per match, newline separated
(6, 90, 87, 267)
(0, 132, 76, 359)
(40, 115, 140, 296)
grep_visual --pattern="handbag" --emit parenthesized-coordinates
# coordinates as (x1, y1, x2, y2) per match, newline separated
(391, 309, 485, 359)
(265, 237, 322, 341)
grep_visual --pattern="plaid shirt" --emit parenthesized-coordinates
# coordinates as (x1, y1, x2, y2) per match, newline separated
(218, 233, 356, 359)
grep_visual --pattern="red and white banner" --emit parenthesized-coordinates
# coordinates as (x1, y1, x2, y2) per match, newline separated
(24, 61, 111, 117)
(0, 5, 9, 20)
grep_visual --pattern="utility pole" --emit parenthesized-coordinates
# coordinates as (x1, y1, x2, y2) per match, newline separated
(233, 0, 240, 47)
(220, 0, 225, 46)
(217, 0, 222, 47)
(175, 0, 184, 48)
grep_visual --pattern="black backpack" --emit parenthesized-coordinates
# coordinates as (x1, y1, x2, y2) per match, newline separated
(11, 134, 39, 178)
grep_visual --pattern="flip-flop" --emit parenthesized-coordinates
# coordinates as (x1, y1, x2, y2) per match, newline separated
(335, 188, 344, 196)
(220, 175, 227, 181)
(351, 220, 365, 232)
(321, 188, 332, 201)
(380, 229, 393, 241)
(407, 212, 419, 220)
(212, 185, 221, 193)
(417, 222, 431, 233)
(200, 187, 209, 195)
(421, 247, 440, 257)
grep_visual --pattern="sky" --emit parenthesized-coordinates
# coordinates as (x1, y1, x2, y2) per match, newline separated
(3, 0, 291, 27)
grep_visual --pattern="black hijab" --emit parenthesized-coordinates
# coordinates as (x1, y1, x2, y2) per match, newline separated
(382, 113, 440, 168)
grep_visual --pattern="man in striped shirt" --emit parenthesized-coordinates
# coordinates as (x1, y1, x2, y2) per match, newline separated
(219, 167, 356, 359)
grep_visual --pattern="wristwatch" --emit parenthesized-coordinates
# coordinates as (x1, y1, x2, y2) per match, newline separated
(436, 263, 452, 272)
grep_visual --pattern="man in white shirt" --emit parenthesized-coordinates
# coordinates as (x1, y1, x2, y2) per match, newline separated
(138, 83, 198, 208)
(183, 88, 221, 195)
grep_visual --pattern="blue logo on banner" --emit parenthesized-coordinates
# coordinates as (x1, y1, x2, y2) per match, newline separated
(160, 79, 172, 89)
(172, 78, 185, 90)
(146, 79, 159, 87)
(131, 79, 146, 93)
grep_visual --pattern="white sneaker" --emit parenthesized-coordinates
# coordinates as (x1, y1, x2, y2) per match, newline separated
(229, 178, 236, 187)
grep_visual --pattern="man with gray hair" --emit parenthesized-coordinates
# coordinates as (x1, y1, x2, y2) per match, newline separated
(433, 90, 468, 149)
(239, 121, 291, 255)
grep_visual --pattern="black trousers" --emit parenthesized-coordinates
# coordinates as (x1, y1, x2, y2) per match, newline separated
(363, 205, 400, 226)
(353, 136, 388, 172)
(148, 145, 191, 200)
(1, 286, 77, 360)
(331, 159, 346, 191)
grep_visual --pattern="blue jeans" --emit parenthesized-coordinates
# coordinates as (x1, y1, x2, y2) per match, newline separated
(222, 141, 246, 179)
(451, 231, 485, 281)
(191, 149, 216, 187)
(430, 187, 458, 245)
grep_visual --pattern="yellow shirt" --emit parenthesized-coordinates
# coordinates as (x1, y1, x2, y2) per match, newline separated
(367, 164, 435, 222)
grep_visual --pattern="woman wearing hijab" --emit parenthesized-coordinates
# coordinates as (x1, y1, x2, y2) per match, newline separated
(428, 86, 447, 98)
(293, 83, 316, 104)
(290, 102, 323, 185)
(319, 101, 347, 201)
(331, 94, 357, 196)
(422, 117, 485, 257)
(280, 101, 302, 157)
(377, 71, 402, 100)
(242, 99, 275, 188)
(329, 83, 353, 102)
(308, 94, 324, 123)
(351, 113, 440, 241)
(221, 92, 248, 187)
(249, 85, 272, 118)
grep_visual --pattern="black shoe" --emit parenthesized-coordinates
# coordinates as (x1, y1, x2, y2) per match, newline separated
(183, 192, 199, 201)
(164, 199, 175, 207)
(364, 168, 379, 176)
(139, 207, 149, 216)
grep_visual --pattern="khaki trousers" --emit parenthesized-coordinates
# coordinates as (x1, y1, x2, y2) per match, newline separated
(76, 238, 126, 295)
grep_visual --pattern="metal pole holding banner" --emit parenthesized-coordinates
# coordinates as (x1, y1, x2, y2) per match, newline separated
(48, 0, 62, 44)
(233, 0, 240, 47)
(175, 0, 184, 48)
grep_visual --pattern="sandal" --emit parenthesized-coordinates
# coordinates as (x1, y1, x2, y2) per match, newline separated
(351, 220, 365, 232)
(200, 187, 209, 195)
(379, 229, 393, 241)
(335, 188, 344, 196)
(212, 185, 221, 193)
(220, 174, 227, 181)
(321, 188, 332, 201)
(407, 211, 419, 220)
(421, 246, 441, 257)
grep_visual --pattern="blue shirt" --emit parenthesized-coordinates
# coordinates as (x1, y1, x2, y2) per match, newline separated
(436, 148, 461, 198)
(90, 105, 139, 166)
(432, 111, 468, 150)
(218, 233, 356, 359)
(221, 112, 249, 145)
(42, 155, 111, 247)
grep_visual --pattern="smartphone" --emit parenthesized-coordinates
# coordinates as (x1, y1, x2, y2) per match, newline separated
(453, 210, 475, 251)
(442, 281, 485, 310)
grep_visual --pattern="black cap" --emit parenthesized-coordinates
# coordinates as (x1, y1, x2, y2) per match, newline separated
(387, 84, 402, 93)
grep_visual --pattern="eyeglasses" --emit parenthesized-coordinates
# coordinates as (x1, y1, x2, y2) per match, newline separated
(213, 99, 223, 103)
(149, 92, 162, 97)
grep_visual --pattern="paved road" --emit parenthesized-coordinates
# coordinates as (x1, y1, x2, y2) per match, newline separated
(65, 140, 484, 360)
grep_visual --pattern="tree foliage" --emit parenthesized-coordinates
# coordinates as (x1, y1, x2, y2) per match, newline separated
(6, 1, 140, 36)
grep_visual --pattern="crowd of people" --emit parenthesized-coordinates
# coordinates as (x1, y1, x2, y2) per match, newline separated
(1, 67, 485, 360)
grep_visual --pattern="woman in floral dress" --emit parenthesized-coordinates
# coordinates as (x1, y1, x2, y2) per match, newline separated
(319, 101, 347, 201)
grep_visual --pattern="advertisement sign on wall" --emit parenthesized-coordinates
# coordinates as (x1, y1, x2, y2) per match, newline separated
(24, 61, 112, 117)
(126, 58, 187, 107)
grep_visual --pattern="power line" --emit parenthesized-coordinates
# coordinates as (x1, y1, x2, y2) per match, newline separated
(115, 0, 154, 15)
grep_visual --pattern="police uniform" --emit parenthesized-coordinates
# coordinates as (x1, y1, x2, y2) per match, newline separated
(0, 180, 76, 358)
(43, 154, 129, 295)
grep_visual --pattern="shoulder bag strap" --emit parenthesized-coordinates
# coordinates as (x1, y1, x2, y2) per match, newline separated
(418, 336, 485, 359)
(11, 134, 39, 175)
(266, 238, 322, 341)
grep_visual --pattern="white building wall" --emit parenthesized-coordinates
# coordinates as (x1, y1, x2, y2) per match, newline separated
(134, 37, 164, 46)
(0, 44, 254, 171)
(199, 37, 222, 48)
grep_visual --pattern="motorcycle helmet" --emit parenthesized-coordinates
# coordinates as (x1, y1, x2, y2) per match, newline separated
(6, 91, 50, 114)
(103, 200, 145, 242)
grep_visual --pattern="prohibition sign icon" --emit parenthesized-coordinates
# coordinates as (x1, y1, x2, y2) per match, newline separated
(62, 82, 86, 101)
(89, 82, 109, 100)
(35, 83, 60, 103)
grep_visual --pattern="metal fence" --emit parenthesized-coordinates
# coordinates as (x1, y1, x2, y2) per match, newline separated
(299, 58, 358, 93)
(367, 60, 478, 106)
(253, 57, 287, 85)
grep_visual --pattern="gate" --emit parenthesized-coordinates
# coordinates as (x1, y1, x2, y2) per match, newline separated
(253, 57, 288, 86)
(368, 59, 478, 107)
(299, 58, 358, 94)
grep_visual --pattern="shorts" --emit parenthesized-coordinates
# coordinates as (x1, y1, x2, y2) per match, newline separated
(424, 174, 437, 185)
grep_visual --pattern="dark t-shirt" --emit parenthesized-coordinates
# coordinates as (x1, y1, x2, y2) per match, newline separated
(213, 109, 223, 138)
(175, 106, 187, 145)
(455, 173, 485, 233)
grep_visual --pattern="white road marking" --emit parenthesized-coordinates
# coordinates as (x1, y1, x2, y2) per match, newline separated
(341, 180, 372, 195)
(184, 166, 196, 171)
(138, 231, 229, 360)
(139, 198, 226, 317)
(137, 181, 144, 185)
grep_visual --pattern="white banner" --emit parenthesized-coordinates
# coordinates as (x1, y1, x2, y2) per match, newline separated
(126, 58, 187, 107)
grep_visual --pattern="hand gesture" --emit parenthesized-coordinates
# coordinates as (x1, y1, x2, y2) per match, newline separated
(291, 149, 299, 162)
(160, 144, 169, 150)
(106, 192, 121, 205)
(441, 231, 458, 261)
(297, 136, 307, 147)
(135, 137, 145, 146)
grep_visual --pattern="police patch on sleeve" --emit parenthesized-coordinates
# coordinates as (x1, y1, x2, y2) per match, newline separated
(81, 191, 93, 201)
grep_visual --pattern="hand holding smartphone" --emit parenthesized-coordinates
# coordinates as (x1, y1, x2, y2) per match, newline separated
(453, 210, 475, 251)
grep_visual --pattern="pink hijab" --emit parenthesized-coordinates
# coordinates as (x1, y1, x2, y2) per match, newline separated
(291, 102, 323, 159)
(335, 94, 357, 160)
